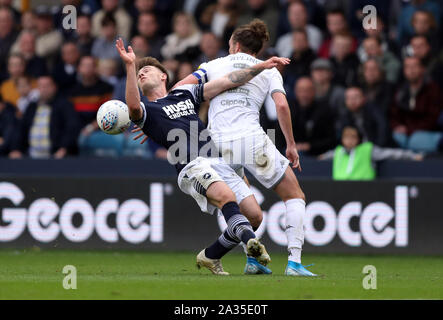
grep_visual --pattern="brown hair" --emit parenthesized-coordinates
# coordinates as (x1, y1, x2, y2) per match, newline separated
(137, 56, 169, 85)
(412, 10, 437, 30)
(231, 19, 270, 55)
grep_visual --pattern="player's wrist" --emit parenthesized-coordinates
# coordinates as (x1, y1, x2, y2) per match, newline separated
(125, 61, 136, 69)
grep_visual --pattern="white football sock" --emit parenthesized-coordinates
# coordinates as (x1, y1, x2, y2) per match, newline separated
(285, 198, 305, 263)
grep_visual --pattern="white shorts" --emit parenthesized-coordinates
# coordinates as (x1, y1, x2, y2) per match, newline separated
(214, 132, 290, 189)
(177, 156, 253, 215)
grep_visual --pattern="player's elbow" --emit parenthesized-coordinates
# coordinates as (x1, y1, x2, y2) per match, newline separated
(275, 102, 290, 114)
(128, 104, 142, 120)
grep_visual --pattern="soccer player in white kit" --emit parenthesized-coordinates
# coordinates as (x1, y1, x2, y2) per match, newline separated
(177, 19, 316, 276)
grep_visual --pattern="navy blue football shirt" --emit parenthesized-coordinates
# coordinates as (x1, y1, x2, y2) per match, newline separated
(132, 84, 216, 173)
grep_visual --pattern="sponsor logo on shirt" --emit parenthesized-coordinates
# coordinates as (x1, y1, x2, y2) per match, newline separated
(162, 99, 196, 119)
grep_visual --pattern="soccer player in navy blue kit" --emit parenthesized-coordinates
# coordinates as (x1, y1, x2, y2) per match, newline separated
(116, 38, 289, 275)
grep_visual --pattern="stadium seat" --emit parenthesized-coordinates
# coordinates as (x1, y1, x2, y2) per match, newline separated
(78, 131, 125, 157)
(122, 133, 153, 158)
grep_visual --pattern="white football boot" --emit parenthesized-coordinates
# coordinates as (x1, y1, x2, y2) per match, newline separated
(196, 249, 229, 275)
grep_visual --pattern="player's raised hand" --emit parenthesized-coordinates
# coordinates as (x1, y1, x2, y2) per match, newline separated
(286, 144, 302, 172)
(131, 125, 149, 144)
(263, 57, 291, 69)
(116, 38, 136, 65)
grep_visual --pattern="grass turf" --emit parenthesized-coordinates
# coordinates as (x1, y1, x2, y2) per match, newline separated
(0, 249, 442, 299)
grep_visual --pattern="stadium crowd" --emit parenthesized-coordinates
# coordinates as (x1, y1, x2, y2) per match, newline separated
(0, 0, 443, 160)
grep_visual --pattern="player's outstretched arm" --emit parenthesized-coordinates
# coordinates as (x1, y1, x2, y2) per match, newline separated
(202, 57, 290, 101)
(116, 38, 143, 121)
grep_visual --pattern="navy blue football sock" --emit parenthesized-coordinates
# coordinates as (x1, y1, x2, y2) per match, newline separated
(222, 202, 256, 245)
(205, 230, 238, 259)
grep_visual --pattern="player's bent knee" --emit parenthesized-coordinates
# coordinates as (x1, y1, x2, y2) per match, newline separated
(207, 181, 237, 208)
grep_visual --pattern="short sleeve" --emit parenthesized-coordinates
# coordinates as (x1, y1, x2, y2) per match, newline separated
(172, 84, 205, 105)
(268, 68, 286, 96)
(131, 101, 147, 128)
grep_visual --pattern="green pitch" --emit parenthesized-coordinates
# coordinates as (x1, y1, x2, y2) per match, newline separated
(0, 249, 442, 299)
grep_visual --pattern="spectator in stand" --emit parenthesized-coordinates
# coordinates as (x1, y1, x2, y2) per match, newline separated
(407, 35, 443, 83)
(199, 0, 239, 47)
(319, 125, 423, 181)
(1, 53, 36, 107)
(127, 0, 174, 36)
(0, 7, 18, 82)
(97, 59, 119, 86)
(9, 76, 79, 159)
(194, 32, 228, 66)
(361, 36, 401, 84)
(337, 86, 390, 147)
(329, 32, 360, 87)
(52, 41, 81, 94)
(91, 13, 121, 62)
(357, 16, 400, 60)
(275, 1, 323, 58)
(359, 58, 394, 118)
(69, 56, 113, 139)
(280, 77, 336, 156)
(397, 0, 441, 47)
(161, 12, 202, 63)
(53, 0, 99, 40)
(0, 0, 20, 24)
(0, 93, 17, 156)
(130, 35, 150, 59)
(15, 31, 48, 78)
(92, 0, 132, 41)
(391, 56, 443, 152)
(310, 58, 345, 115)
(127, 0, 156, 37)
(409, 10, 440, 52)
(16, 76, 39, 117)
(176, 62, 194, 82)
(318, 9, 357, 58)
(348, 0, 392, 41)
(33, 5, 63, 63)
(73, 14, 95, 56)
(281, 29, 317, 100)
(136, 12, 165, 60)
(19, 10, 36, 34)
(236, 0, 278, 46)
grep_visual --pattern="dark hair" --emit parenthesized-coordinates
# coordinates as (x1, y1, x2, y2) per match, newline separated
(364, 35, 382, 45)
(327, 8, 346, 18)
(232, 19, 270, 55)
(77, 13, 91, 20)
(410, 34, 430, 44)
(101, 13, 116, 27)
(404, 55, 425, 68)
(137, 56, 169, 85)
(412, 10, 437, 29)
(341, 125, 363, 143)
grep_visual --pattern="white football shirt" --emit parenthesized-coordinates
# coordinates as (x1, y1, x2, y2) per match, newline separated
(194, 52, 285, 142)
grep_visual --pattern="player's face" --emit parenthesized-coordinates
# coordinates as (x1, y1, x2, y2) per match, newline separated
(137, 65, 165, 93)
